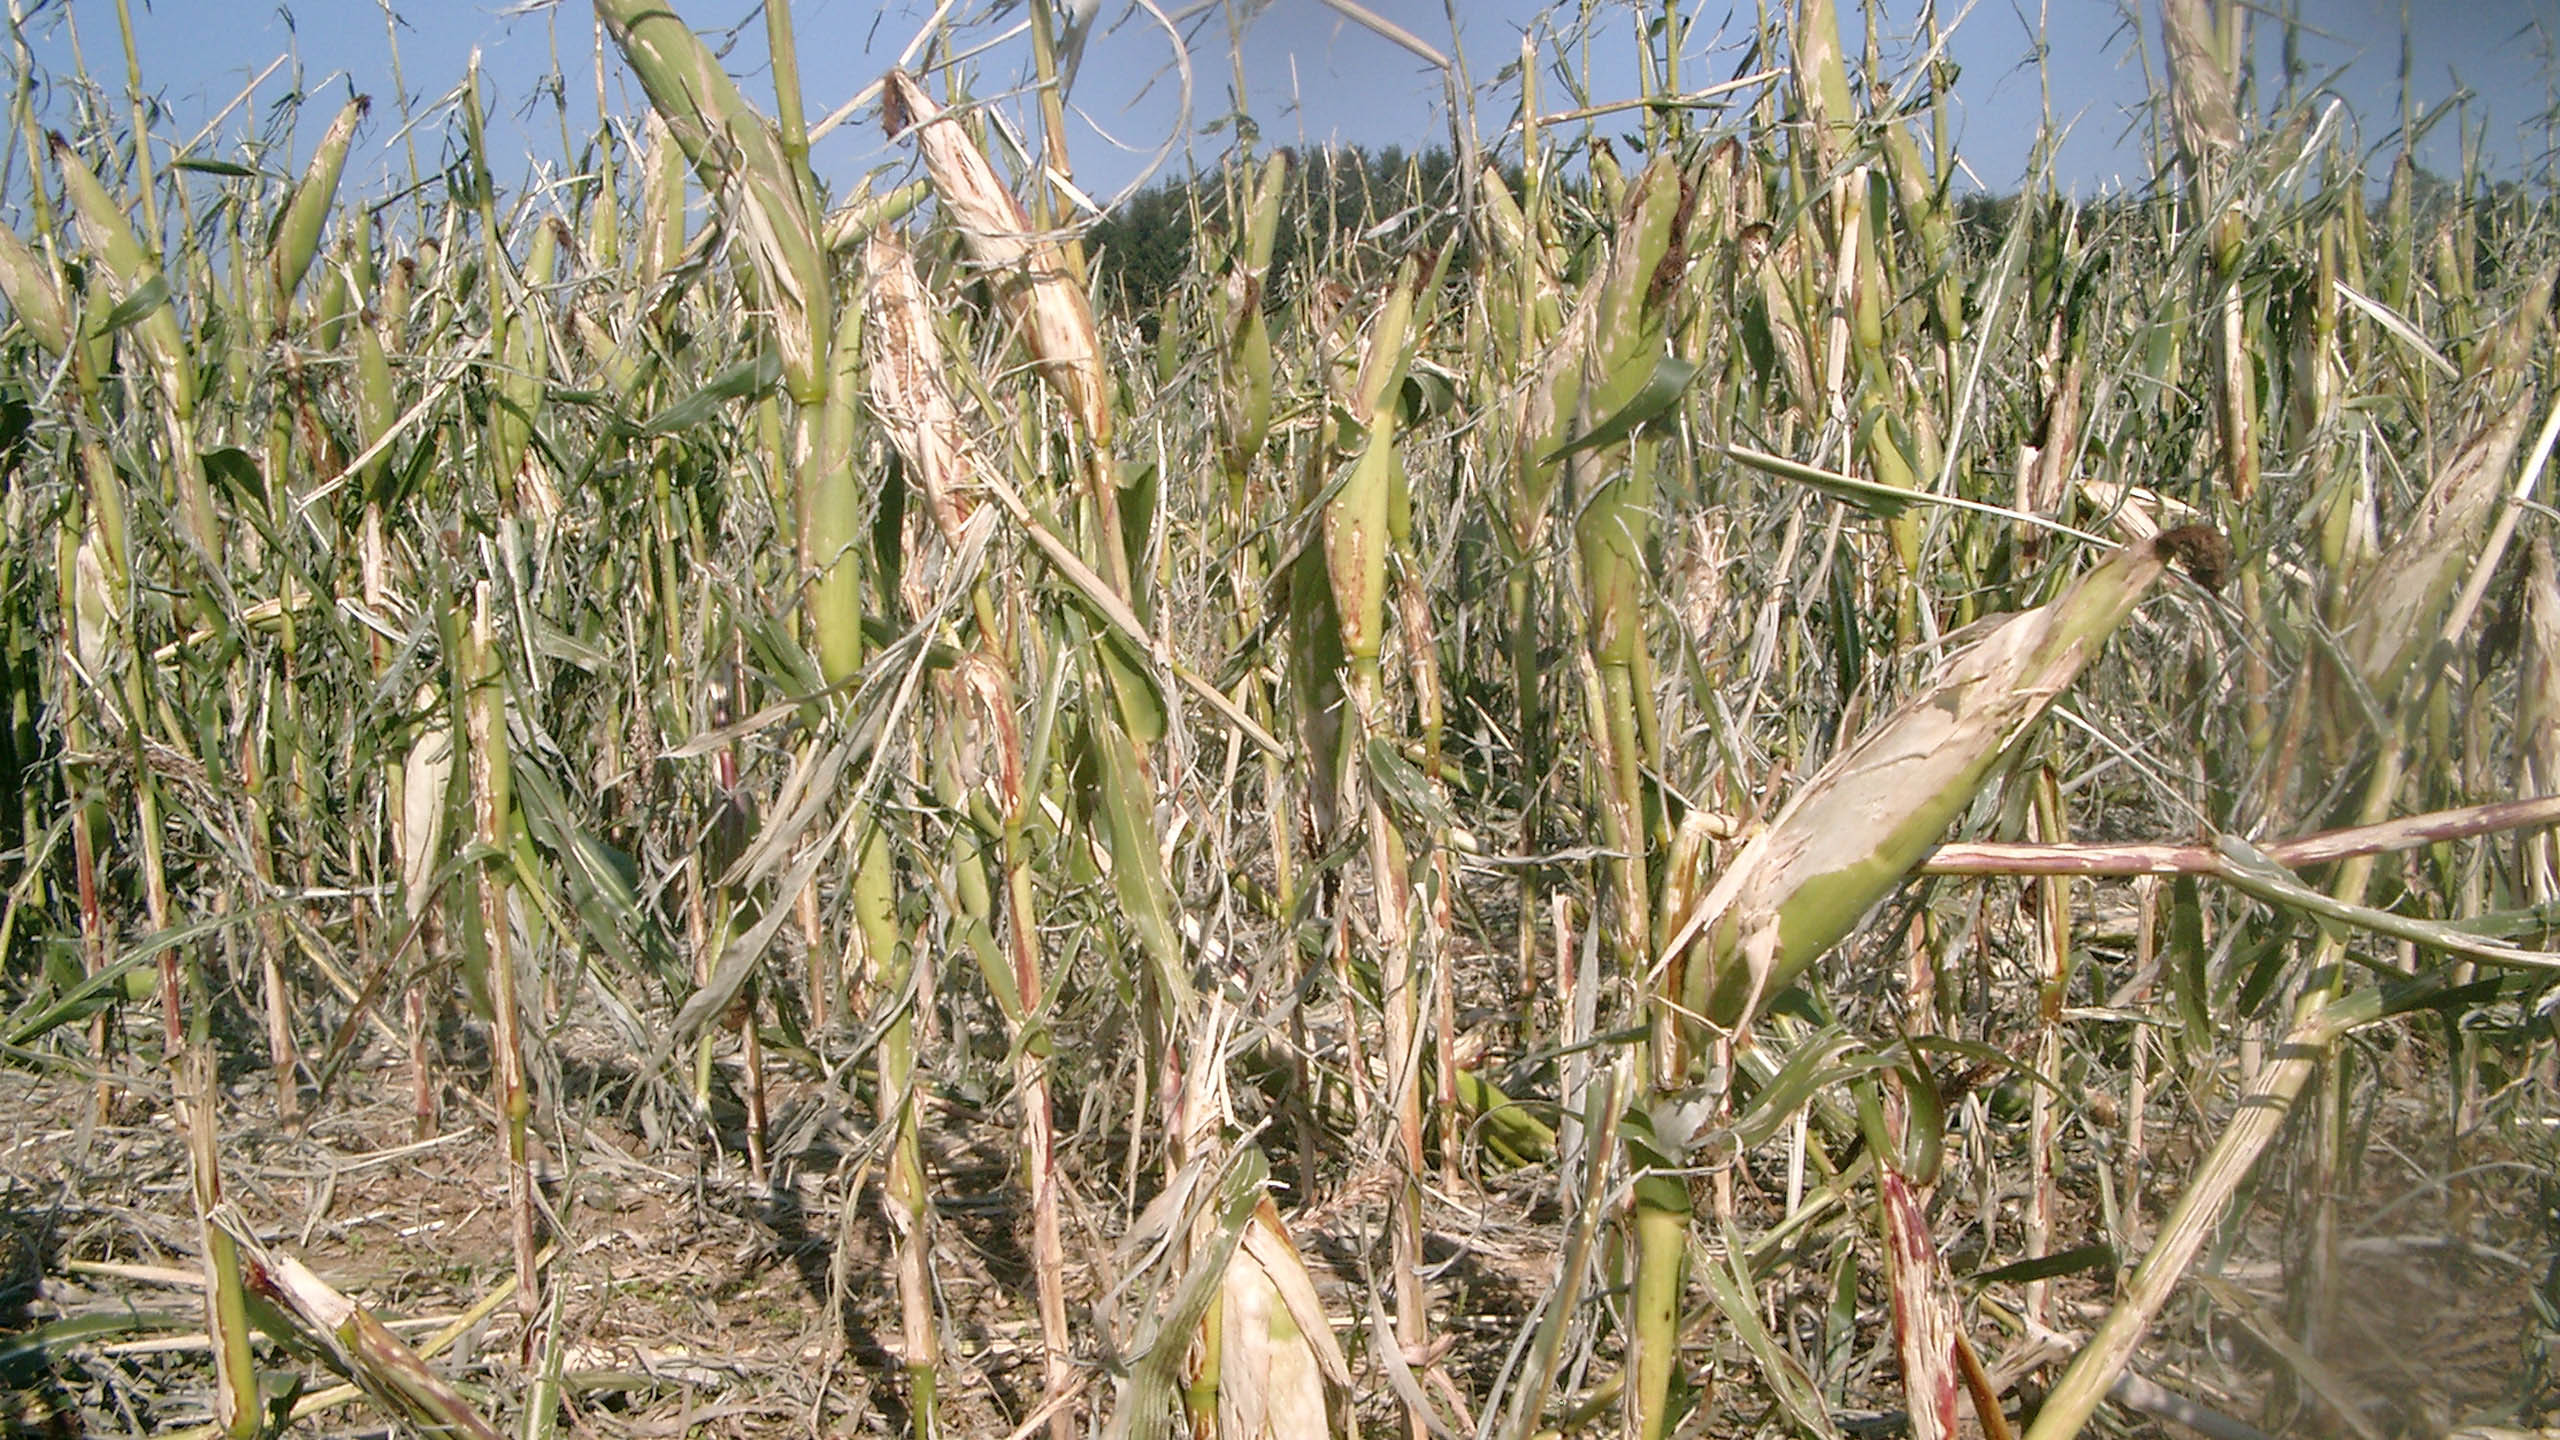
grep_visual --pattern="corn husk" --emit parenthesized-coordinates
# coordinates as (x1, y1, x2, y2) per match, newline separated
(1216, 1198, 1358, 1440)
(0, 222, 70, 356)
(1664, 529, 2202, 1035)
(270, 95, 368, 308)
(2338, 366, 2543, 694)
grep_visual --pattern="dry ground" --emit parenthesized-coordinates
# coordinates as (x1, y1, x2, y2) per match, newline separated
(2, 994, 2554, 1439)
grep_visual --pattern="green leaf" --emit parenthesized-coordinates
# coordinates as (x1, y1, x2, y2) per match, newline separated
(90, 272, 170, 335)
(5, 908, 259, 1046)
(1716, 440, 1917, 519)
(201, 446, 264, 507)
(1365, 736, 1455, 833)
(1702, 1221, 1836, 1438)
(641, 350, 781, 435)
(1965, 1241, 2118, 1289)
(1540, 349, 1700, 463)
(2169, 875, 2212, 1064)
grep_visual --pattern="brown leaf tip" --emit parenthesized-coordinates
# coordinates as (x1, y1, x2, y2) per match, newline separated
(881, 71, 918, 139)
(2154, 523, 2233, 593)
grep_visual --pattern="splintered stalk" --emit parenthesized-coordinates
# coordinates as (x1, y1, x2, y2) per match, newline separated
(865, 223, 1071, 1436)
(881, 68, 1121, 588)
(593, 0, 832, 403)
(232, 1230, 505, 1440)
(993, 671, 1076, 1440)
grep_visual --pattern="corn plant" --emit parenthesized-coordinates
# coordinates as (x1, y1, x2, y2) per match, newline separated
(0, 4, 2554, 1440)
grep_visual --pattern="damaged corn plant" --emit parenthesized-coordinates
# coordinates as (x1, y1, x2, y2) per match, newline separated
(2, 1, 2558, 1438)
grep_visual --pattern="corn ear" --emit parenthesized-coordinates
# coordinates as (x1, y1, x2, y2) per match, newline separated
(1664, 528, 2211, 1035)
(2159, 0, 2240, 181)
(270, 95, 368, 309)
(1792, 0, 1858, 180)
(824, 178, 931, 254)
(0, 223, 70, 356)
(354, 312, 397, 494)
(56, 136, 221, 562)
(399, 686, 452, 920)
(489, 217, 559, 491)
(1219, 151, 1289, 474)
(1325, 259, 1421, 662)
(637, 110, 686, 294)
(865, 230, 979, 546)
(1516, 153, 1695, 525)
(1878, 119, 1961, 346)
(2337, 358, 2544, 695)
(51, 140, 189, 386)
(1216, 1198, 1358, 1440)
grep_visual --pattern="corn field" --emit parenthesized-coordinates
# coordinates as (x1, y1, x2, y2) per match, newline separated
(3, 1, 2558, 1437)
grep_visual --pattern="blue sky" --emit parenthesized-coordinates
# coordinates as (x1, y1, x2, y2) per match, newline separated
(11, 0, 2556, 219)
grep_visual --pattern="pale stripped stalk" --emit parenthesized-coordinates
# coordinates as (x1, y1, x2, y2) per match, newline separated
(465, 583, 541, 1336)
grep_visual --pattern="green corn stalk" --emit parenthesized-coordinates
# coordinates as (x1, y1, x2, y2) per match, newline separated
(812, 203, 938, 1430)
(991, 664, 1077, 1440)
(464, 582, 541, 1332)
(878, 74, 1202, 1242)
(1477, 158, 1568, 1042)
(1305, 253, 1434, 1438)
(866, 226, 1073, 1437)
(594, 0, 832, 405)
(49, 116, 260, 1440)
(593, 2, 884, 1193)
(1218, 153, 1300, 931)
(1562, 149, 1700, 1440)
(807, 254, 876, 685)
(855, 800, 938, 1438)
